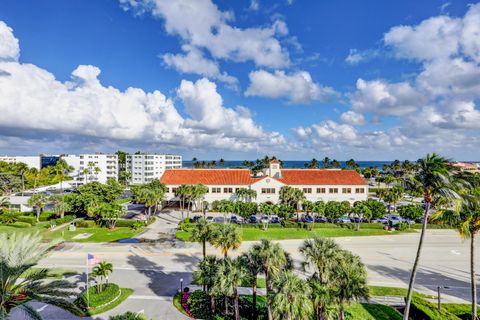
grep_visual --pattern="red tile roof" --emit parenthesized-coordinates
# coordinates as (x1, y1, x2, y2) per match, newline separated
(160, 169, 254, 185)
(270, 159, 280, 164)
(277, 169, 367, 185)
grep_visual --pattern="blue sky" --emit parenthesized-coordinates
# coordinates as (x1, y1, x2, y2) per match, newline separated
(0, 0, 479, 160)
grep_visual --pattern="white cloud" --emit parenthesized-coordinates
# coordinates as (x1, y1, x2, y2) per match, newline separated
(345, 48, 379, 65)
(340, 111, 365, 125)
(249, 0, 259, 11)
(350, 79, 424, 116)
(0, 21, 19, 61)
(121, 0, 290, 68)
(245, 70, 337, 103)
(0, 20, 288, 153)
(162, 46, 237, 86)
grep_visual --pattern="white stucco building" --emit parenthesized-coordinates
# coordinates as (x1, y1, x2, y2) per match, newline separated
(0, 156, 41, 170)
(62, 154, 118, 185)
(126, 154, 182, 184)
(160, 160, 368, 205)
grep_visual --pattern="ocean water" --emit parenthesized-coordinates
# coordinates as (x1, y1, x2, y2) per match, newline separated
(182, 160, 393, 169)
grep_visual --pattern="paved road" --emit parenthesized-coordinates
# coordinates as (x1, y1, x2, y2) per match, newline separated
(11, 228, 479, 319)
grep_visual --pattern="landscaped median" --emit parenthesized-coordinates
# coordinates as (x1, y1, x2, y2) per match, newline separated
(176, 222, 415, 241)
(76, 283, 134, 316)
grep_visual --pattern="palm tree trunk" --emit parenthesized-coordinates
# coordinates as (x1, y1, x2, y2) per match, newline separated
(404, 202, 430, 320)
(36, 207, 40, 223)
(471, 233, 477, 320)
(266, 272, 273, 320)
(210, 295, 216, 313)
(252, 278, 257, 320)
(339, 303, 345, 320)
(225, 296, 228, 316)
(202, 240, 206, 260)
(234, 289, 240, 320)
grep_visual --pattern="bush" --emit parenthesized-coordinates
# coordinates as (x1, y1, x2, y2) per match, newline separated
(8, 221, 32, 228)
(130, 221, 144, 231)
(397, 222, 408, 231)
(109, 311, 147, 320)
(78, 283, 121, 308)
(187, 290, 211, 319)
(115, 219, 144, 228)
(17, 215, 37, 225)
(410, 296, 461, 320)
(39, 211, 55, 221)
(76, 220, 97, 228)
(0, 211, 19, 224)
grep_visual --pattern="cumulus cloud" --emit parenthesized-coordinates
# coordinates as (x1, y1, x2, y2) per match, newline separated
(162, 46, 237, 86)
(340, 111, 365, 125)
(0, 21, 19, 61)
(0, 20, 287, 153)
(345, 48, 379, 65)
(121, 0, 290, 68)
(245, 70, 337, 103)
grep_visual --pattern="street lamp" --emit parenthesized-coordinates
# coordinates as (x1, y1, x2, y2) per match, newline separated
(437, 286, 450, 311)
(180, 278, 184, 292)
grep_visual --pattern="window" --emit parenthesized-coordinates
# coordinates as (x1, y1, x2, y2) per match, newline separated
(211, 187, 221, 193)
(172, 187, 177, 193)
(235, 188, 240, 192)
(261, 188, 275, 194)
(342, 188, 352, 194)
(355, 188, 365, 194)
(303, 188, 312, 194)
(316, 188, 326, 194)
(329, 188, 338, 194)
(166, 188, 170, 193)
(224, 187, 233, 193)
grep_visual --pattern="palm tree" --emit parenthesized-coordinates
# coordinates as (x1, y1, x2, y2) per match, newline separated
(190, 218, 214, 260)
(49, 194, 71, 219)
(293, 188, 306, 221)
(309, 276, 337, 320)
(333, 251, 369, 320)
(193, 255, 220, 312)
(239, 249, 262, 319)
(210, 224, 241, 257)
(0, 197, 10, 213)
(0, 233, 81, 319)
(402, 153, 461, 320)
(252, 239, 292, 320)
(308, 158, 319, 169)
(321, 157, 331, 168)
(53, 159, 74, 194)
(215, 257, 248, 320)
(27, 193, 48, 223)
(331, 159, 341, 168)
(219, 158, 225, 166)
(272, 271, 312, 320)
(92, 261, 113, 293)
(384, 186, 404, 213)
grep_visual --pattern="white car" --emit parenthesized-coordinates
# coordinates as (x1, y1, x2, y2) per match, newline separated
(260, 216, 270, 224)
(206, 216, 215, 223)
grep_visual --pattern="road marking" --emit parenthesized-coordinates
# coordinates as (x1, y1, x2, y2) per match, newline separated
(129, 295, 172, 301)
(36, 305, 48, 312)
(450, 250, 461, 255)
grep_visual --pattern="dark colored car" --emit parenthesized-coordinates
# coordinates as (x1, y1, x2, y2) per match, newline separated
(270, 216, 280, 223)
(230, 215, 242, 224)
(191, 215, 202, 223)
(302, 215, 314, 223)
(249, 215, 257, 223)
(315, 216, 327, 223)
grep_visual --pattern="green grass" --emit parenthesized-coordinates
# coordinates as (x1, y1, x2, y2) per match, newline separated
(22, 267, 78, 279)
(85, 288, 133, 316)
(345, 303, 402, 320)
(443, 304, 478, 320)
(173, 292, 190, 317)
(177, 227, 411, 241)
(368, 286, 434, 299)
(44, 226, 144, 242)
(411, 296, 461, 320)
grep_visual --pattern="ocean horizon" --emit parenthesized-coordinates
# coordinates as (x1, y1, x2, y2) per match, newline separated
(183, 160, 394, 169)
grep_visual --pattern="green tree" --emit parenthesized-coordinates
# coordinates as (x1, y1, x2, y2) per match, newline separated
(50, 194, 71, 219)
(402, 153, 461, 319)
(307, 158, 319, 168)
(53, 159, 74, 194)
(27, 193, 48, 223)
(352, 201, 372, 230)
(239, 249, 262, 320)
(272, 271, 312, 320)
(92, 261, 113, 293)
(210, 224, 241, 257)
(190, 218, 214, 260)
(397, 204, 423, 222)
(193, 255, 220, 312)
(0, 233, 80, 318)
(252, 239, 292, 320)
(365, 199, 387, 219)
(99, 202, 125, 229)
(384, 186, 404, 213)
(215, 257, 248, 320)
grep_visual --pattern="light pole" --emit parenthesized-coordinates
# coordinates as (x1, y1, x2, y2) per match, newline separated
(180, 278, 184, 292)
(437, 286, 450, 311)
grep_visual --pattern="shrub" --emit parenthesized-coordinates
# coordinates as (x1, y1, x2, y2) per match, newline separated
(397, 222, 408, 231)
(0, 211, 19, 224)
(17, 215, 37, 225)
(130, 221, 144, 231)
(187, 290, 211, 319)
(39, 211, 55, 221)
(115, 219, 143, 228)
(109, 311, 147, 320)
(410, 296, 461, 320)
(76, 220, 97, 228)
(8, 221, 31, 228)
(78, 283, 120, 308)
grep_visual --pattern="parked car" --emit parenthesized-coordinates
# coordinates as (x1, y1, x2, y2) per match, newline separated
(302, 215, 314, 223)
(335, 215, 351, 223)
(315, 216, 327, 223)
(230, 215, 243, 224)
(260, 216, 270, 224)
(270, 215, 280, 223)
(249, 215, 257, 224)
(214, 216, 225, 223)
(380, 214, 403, 226)
(206, 216, 215, 223)
(191, 215, 202, 223)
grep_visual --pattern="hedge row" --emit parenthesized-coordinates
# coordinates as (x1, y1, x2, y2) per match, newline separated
(79, 283, 121, 308)
(76, 217, 155, 228)
(6, 221, 32, 228)
(17, 216, 37, 225)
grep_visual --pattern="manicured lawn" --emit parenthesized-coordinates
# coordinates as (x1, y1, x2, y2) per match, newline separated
(368, 286, 434, 299)
(22, 267, 78, 279)
(345, 303, 402, 320)
(177, 227, 411, 241)
(84, 288, 134, 316)
(443, 304, 478, 320)
(45, 226, 144, 242)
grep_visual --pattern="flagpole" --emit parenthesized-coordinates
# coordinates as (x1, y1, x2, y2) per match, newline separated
(86, 254, 89, 309)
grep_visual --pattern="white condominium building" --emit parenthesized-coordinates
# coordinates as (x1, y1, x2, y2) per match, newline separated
(0, 156, 41, 170)
(62, 154, 118, 185)
(127, 154, 182, 184)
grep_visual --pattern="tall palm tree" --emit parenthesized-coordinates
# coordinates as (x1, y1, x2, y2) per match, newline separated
(53, 160, 74, 194)
(215, 257, 248, 320)
(333, 251, 369, 320)
(239, 249, 262, 319)
(190, 218, 214, 261)
(402, 153, 461, 320)
(293, 188, 306, 221)
(193, 255, 220, 312)
(210, 224, 241, 257)
(322, 157, 331, 168)
(272, 271, 312, 320)
(92, 261, 113, 293)
(0, 233, 81, 319)
(49, 195, 70, 219)
(0, 197, 10, 213)
(27, 193, 48, 223)
(309, 276, 337, 320)
(252, 239, 292, 320)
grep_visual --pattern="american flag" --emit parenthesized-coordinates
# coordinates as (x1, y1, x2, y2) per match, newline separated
(87, 253, 101, 266)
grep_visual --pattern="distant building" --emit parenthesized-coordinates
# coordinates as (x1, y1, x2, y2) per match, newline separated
(127, 154, 182, 184)
(450, 162, 480, 173)
(160, 160, 368, 205)
(0, 156, 41, 170)
(62, 154, 118, 185)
